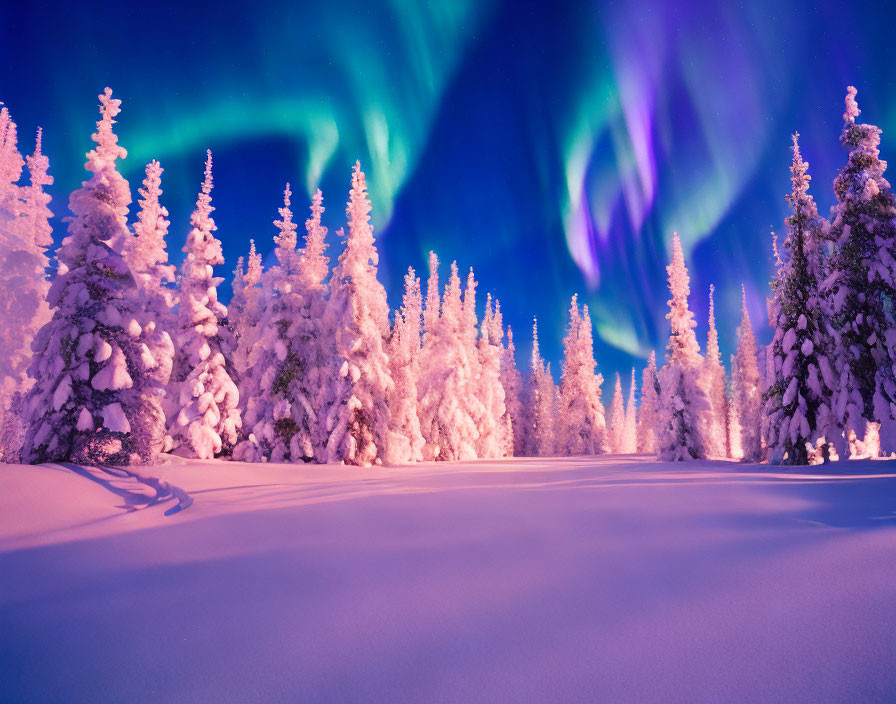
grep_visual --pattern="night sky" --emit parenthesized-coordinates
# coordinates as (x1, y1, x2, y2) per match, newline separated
(3, 0, 896, 393)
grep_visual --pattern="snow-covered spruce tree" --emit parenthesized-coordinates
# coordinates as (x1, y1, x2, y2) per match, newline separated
(763, 134, 832, 464)
(734, 286, 762, 461)
(236, 184, 321, 462)
(21, 88, 169, 465)
(0, 106, 24, 226)
(124, 160, 175, 305)
(320, 162, 393, 465)
(490, 300, 515, 456)
(608, 372, 625, 453)
(230, 239, 264, 378)
(385, 267, 425, 464)
(656, 232, 708, 461)
(500, 325, 526, 456)
(521, 319, 542, 456)
(822, 87, 896, 453)
(296, 188, 331, 460)
(169, 150, 240, 459)
(474, 293, 510, 458)
(727, 354, 743, 459)
(534, 361, 557, 456)
(123, 158, 176, 426)
(700, 285, 728, 457)
(556, 297, 607, 455)
(417, 256, 479, 461)
(637, 351, 659, 454)
(622, 368, 638, 454)
(0, 122, 53, 461)
(461, 267, 495, 456)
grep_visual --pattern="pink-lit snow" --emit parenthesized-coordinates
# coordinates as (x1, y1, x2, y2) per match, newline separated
(1, 455, 896, 702)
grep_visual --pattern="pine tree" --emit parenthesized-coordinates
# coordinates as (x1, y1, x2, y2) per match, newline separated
(417, 256, 479, 460)
(0, 122, 53, 461)
(533, 354, 556, 457)
(727, 354, 743, 459)
(608, 372, 625, 453)
(169, 150, 241, 459)
(298, 189, 330, 291)
(523, 318, 545, 456)
(296, 189, 331, 460)
(320, 162, 393, 465)
(0, 106, 24, 227)
(763, 134, 832, 464)
(555, 297, 607, 455)
(476, 295, 511, 458)
(237, 184, 324, 462)
(622, 368, 638, 453)
(823, 87, 896, 454)
(500, 325, 526, 456)
(21, 88, 168, 465)
(230, 239, 264, 379)
(125, 160, 175, 302)
(656, 232, 708, 461)
(637, 351, 659, 454)
(124, 159, 176, 436)
(734, 286, 762, 461)
(386, 267, 425, 464)
(700, 284, 728, 457)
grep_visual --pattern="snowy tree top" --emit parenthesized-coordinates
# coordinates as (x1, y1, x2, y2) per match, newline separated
(424, 251, 440, 339)
(131, 160, 170, 262)
(531, 317, 542, 373)
(300, 188, 328, 288)
(788, 133, 812, 203)
(844, 85, 859, 124)
(27, 127, 52, 190)
(273, 183, 299, 272)
(665, 232, 701, 363)
(0, 106, 24, 186)
(87, 87, 127, 173)
(246, 239, 263, 285)
(192, 150, 215, 233)
(182, 150, 223, 269)
(705, 284, 721, 366)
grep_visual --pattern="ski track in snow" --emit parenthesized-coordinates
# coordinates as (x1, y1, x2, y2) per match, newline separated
(1, 455, 896, 703)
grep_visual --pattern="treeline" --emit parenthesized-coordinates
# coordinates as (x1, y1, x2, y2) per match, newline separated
(0, 86, 894, 467)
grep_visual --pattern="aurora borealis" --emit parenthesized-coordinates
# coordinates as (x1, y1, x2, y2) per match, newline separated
(2, 0, 895, 388)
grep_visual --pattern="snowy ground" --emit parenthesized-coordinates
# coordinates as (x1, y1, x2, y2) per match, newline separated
(2, 455, 896, 703)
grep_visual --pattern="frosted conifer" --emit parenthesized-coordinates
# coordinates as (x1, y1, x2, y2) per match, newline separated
(622, 368, 638, 453)
(475, 295, 510, 458)
(0, 124, 53, 460)
(637, 351, 659, 454)
(608, 372, 625, 453)
(125, 160, 175, 302)
(764, 134, 831, 464)
(656, 233, 708, 461)
(386, 267, 425, 463)
(320, 163, 393, 465)
(237, 184, 324, 462)
(823, 87, 896, 453)
(169, 150, 240, 459)
(734, 286, 762, 461)
(500, 325, 526, 456)
(21, 88, 168, 465)
(230, 239, 264, 377)
(417, 256, 479, 460)
(700, 285, 728, 457)
(727, 354, 743, 459)
(556, 297, 607, 455)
